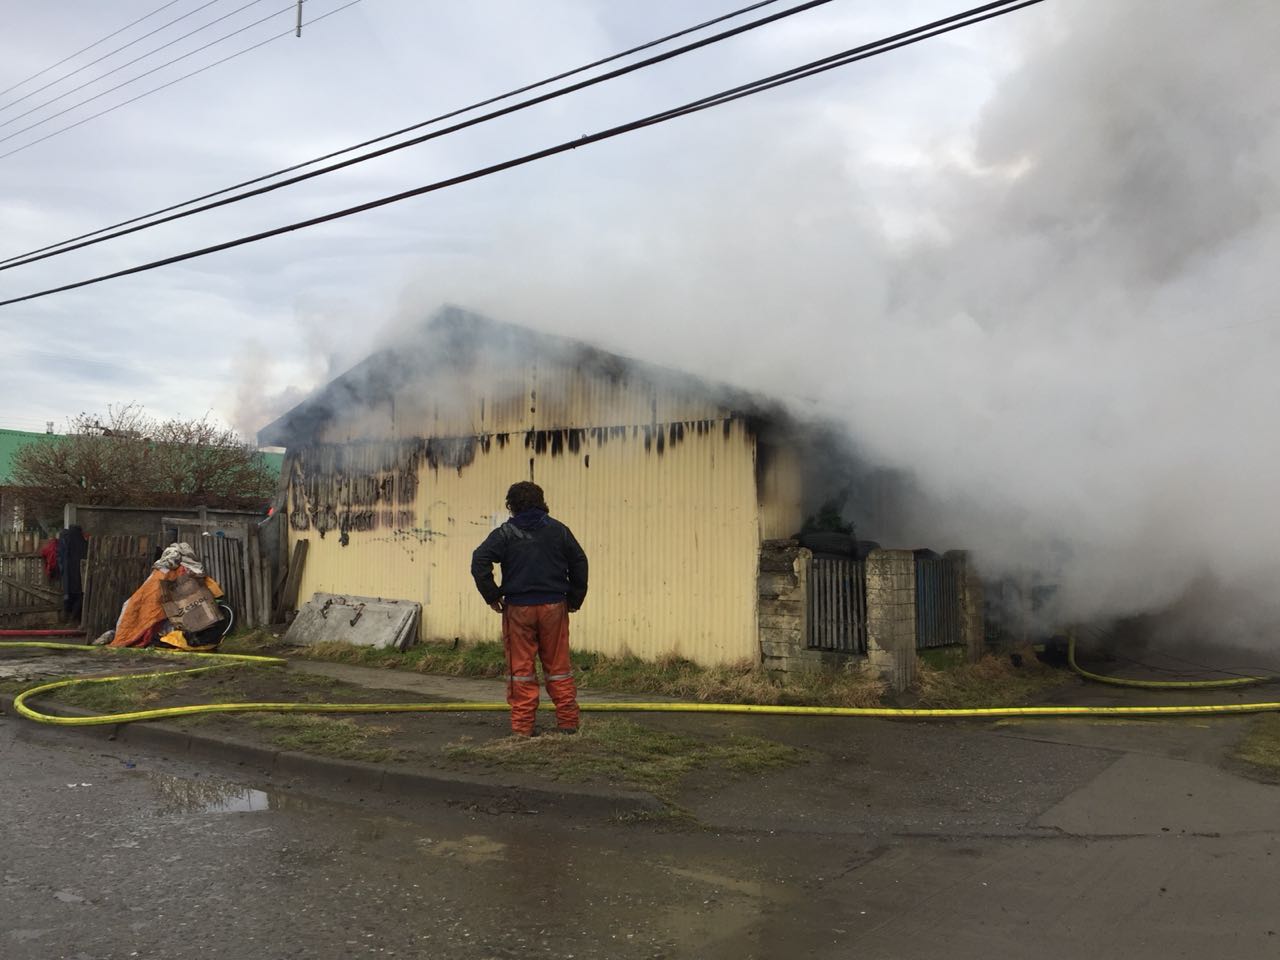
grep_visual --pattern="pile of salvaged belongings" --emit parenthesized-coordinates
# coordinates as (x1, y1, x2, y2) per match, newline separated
(105, 543, 228, 651)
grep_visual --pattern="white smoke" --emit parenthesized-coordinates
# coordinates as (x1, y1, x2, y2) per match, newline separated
(377, 0, 1280, 644)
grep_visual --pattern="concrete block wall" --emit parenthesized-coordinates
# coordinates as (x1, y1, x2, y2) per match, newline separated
(864, 549, 918, 692)
(758, 541, 924, 687)
(757, 540, 854, 674)
(757, 539, 819, 673)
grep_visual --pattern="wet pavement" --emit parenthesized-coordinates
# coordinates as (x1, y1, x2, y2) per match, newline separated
(5, 702, 1280, 959)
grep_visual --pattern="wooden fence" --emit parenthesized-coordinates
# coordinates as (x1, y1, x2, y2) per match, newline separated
(6, 516, 283, 638)
(81, 535, 155, 640)
(0, 531, 62, 626)
(189, 530, 271, 630)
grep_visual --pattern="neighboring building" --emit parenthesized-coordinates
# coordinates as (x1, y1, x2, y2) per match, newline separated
(0, 427, 60, 532)
(259, 308, 814, 665)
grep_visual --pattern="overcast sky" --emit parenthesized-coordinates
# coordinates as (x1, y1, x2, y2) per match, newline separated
(0, 0, 1024, 436)
(4, 1, 1277, 632)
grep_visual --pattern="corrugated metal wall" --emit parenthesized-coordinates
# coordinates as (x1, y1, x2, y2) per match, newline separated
(317, 356, 726, 444)
(289, 418, 763, 665)
(758, 442, 804, 542)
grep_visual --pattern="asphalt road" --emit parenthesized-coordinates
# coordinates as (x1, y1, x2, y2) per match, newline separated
(4, 713, 1280, 960)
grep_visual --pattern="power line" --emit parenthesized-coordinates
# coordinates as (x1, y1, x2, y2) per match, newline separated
(2, 0, 821, 267)
(0, 1, 362, 163)
(0, 0, 1046, 309)
(0, 3, 296, 145)
(1, 0, 790, 269)
(0, 0, 186, 99)
(1, 0, 239, 114)
(1, 0, 276, 128)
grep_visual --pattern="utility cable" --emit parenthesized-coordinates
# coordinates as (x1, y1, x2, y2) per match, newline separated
(1, 0, 247, 115)
(0, 3, 297, 144)
(1, 0, 276, 128)
(0, 0, 1044, 308)
(0, 1, 362, 164)
(0, 0, 186, 99)
(0, 0, 794, 269)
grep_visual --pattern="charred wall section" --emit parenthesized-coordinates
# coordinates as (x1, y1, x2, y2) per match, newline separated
(287, 417, 769, 542)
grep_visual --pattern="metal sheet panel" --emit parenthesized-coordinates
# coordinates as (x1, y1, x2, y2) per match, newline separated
(318, 357, 728, 444)
(758, 442, 804, 542)
(916, 555, 962, 648)
(289, 419, 761, 665)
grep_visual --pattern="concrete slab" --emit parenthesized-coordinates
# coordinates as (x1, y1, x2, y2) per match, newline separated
(1037, 751, 1280, 836)
(287, 659, 682, 704)
(289, 660, 508, 701)
(283, 593, 419, 650)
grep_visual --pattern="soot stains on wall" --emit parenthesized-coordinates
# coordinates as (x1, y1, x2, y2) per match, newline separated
(287, 438, 475, 538)
(288, 416, 761, 541)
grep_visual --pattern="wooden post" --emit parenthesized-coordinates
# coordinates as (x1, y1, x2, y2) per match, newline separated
(275, 538, 308, 621)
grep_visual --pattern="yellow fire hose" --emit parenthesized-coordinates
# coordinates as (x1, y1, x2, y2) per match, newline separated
(0, 637, 1277, 727)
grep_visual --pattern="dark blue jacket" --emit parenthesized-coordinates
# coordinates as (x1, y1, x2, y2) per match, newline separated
(471, 512, 588, 609)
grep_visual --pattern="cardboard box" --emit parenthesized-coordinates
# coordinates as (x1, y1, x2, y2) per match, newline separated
(162, 576, 222, 633)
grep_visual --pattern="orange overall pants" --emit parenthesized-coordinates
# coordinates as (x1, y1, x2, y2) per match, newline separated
(502, 602, 579, 736)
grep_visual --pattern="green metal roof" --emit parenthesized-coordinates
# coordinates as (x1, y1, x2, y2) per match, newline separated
(257, 450, 285, 476)
(0, 428, 59, 485)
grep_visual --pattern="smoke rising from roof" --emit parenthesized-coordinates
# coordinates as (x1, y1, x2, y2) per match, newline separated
(383, 0, 1280, 644)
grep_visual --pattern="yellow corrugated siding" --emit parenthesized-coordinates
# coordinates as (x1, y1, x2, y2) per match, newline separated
(758, 442, 805, 541)
(289, 421, 762, 664)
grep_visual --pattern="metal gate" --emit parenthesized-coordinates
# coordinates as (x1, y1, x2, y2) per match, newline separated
(807, 557, 867, 654)
(915, 554, 962, 648)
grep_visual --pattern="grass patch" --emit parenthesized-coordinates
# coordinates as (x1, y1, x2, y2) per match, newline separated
(43, 669, 199, 713)
(914, 653, 1071, 708)
(1235, 714, 1280, 778)
(0, 677, 43, 695)
(918, 645, 968, 671)
(248, 713, 402, 763)
(224, 629, 887, 708)
(224, 630, 509, 677)
(446, 717, 806, 794)
(573, 652, 882, 706)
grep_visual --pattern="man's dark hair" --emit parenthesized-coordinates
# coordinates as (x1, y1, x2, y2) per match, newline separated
(506, 481, 548, 515)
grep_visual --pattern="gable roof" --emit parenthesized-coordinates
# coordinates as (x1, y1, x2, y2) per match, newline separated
(258, 306, 787, 448)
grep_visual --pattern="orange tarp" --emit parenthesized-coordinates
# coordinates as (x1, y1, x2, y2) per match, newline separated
(109, 567, 224, 648)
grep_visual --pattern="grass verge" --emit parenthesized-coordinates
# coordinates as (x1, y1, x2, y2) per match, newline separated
(914, 652, 1072, 708)
(247, 713, 402, 763)
(224, 629, 887, 707)
(1235, 714, 1280, 780)
(37, 669, 199, 713)
(447, 717, 806, 796)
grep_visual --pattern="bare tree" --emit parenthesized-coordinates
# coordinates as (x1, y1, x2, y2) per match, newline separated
(12, 405, 277, 518)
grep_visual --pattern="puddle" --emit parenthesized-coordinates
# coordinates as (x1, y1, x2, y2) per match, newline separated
(417, 834, 507, 864)
(138, 772, 386, 835)
(143, 771, 278, 815)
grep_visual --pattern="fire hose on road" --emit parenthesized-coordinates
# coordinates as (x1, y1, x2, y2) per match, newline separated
(1, 635, 1278, 727)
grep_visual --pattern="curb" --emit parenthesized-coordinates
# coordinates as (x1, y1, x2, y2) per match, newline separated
(0, 693, 662, 818)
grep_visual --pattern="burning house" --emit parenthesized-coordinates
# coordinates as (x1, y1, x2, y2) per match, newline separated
(260, 308, 976, 682)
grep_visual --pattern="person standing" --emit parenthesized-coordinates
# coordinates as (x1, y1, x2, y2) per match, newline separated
(471, 482, 588, 737)
(56, 525, 88, 622)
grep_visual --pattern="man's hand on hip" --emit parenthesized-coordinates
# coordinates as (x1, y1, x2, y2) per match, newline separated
(489, 600, 504, 613)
